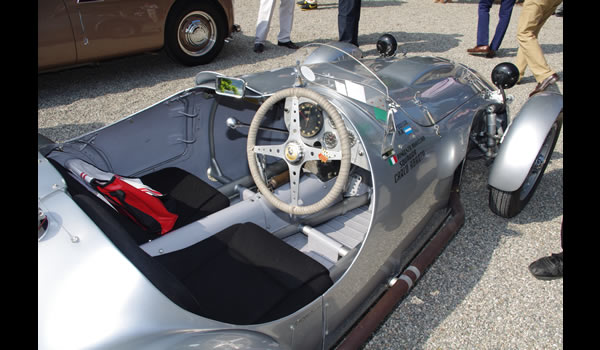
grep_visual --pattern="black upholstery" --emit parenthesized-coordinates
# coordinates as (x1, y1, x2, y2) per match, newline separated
(48, 158, 230, 244)
(72, 194, 333, 325)
(155, 222, 334, 324)
(140, 167, 230, 231)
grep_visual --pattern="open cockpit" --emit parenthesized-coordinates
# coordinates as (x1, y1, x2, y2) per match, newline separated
(42, 79, 375, 324)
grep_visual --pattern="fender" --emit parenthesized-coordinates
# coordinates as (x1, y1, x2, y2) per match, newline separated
(488, 91, 563, 192)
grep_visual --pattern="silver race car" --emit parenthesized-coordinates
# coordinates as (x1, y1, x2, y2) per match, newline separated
(38, 36, 562, 350)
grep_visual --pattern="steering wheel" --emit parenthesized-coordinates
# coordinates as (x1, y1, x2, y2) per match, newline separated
(247, 88, 352, 215)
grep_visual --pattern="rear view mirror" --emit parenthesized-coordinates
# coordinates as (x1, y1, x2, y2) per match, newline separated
(216, 76, 246, 98)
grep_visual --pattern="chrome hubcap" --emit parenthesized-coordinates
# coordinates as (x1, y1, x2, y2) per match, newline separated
(177, 11, 216, 57)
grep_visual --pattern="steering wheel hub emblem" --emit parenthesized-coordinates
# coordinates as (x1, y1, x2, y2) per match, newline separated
(284, 142, 303, 163)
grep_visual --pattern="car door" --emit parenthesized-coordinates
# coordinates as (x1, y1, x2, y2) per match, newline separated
(62, 0, 167, 65)
(38, 0, 78, 70)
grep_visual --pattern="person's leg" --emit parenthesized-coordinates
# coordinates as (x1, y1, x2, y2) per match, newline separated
(529, 221, 563, 280)
(277, 0, 295, 43)
(515, 0, 561, 82)
(476, 0, 493, 47)
(255, 0, 277, 44)
(351, 0, 361, 45)
(490, 0, 516, 51)
(338, 0, 361, 46)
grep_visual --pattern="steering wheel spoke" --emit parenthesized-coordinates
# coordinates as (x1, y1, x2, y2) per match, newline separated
(253, 143, 286, 160)
(304, 145, 342, 162)
(286, 96, 302, 139)
(287, 164, 302, 206)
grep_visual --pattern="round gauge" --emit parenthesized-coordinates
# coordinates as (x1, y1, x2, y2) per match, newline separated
(327, 115, 347, 130)
(347, 129, 357, 147)
(322, 131, 337, 149)
(299, 102, 324, 138)
(327, 116, 337, 129)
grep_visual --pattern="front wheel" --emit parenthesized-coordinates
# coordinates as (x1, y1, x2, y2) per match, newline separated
(488, 117, 562, 218)
(165, 1, 226, 66)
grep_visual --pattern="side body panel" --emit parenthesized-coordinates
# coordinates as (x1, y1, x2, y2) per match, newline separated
(315, 89, 479, 348)
(219, 0, 235, 34)
(63, 0, 171, 63)
(38, 0, 78, 69)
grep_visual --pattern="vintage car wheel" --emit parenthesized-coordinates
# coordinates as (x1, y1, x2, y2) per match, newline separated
(247, 88, 352, 216)
(489, 117, 562, 218)
(165, 1, 226, 66)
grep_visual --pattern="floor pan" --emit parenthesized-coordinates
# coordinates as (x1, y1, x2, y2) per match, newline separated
(283, 205, 372, 269)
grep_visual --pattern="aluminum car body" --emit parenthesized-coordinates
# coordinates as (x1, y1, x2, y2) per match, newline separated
(38, 41, 561, 349)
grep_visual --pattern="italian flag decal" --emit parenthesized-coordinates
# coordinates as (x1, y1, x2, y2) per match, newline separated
(388, 154, 398, 166)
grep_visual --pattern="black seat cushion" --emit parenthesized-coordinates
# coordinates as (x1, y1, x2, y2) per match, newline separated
(72, 193, 333, 325)
(140, 167, 230, 231)
(154, 222, 334, 325)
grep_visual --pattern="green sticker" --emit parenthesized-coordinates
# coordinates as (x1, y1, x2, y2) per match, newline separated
(374, 107, 387, 122)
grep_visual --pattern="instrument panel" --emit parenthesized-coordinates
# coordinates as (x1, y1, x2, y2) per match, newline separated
(287, 99, 357, 150)
(283, 97, 368, 171)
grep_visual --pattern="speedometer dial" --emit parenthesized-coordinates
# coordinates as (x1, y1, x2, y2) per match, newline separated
(298, 102, 324, 138)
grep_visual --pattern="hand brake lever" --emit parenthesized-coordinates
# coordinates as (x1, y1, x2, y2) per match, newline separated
(226, 117, 288, 134)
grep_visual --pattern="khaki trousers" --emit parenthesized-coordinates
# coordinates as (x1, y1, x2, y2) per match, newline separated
(515, 0, 562, 83)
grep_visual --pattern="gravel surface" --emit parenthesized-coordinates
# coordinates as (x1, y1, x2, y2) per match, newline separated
(38, 0, 563, 349)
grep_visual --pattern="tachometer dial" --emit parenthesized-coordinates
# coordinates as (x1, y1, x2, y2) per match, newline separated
(299, 102, 324, 138)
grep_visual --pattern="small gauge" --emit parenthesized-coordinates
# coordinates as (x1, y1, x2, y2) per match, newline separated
(327, 113, 348, 130)
(327, 116, 338, 129)
(299, 102, 324, 138)
(347, 129, 357, 147)
(322, 131, 337, 149)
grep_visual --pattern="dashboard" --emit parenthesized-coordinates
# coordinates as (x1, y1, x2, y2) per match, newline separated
(283, 97, 369, 171)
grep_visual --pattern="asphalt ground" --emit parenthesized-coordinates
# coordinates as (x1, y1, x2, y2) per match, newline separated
(38, 0, 564, 348)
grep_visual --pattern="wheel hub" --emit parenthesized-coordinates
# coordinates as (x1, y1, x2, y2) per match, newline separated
(185, 20, 209, 46)
(178, 11, 216, 56)
(532, 154, 545, 173)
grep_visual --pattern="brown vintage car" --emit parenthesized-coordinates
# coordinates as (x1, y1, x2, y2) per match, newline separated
(38, 0, 238, 71)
